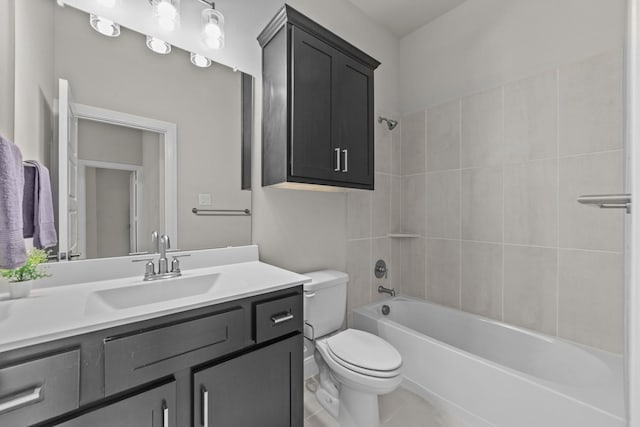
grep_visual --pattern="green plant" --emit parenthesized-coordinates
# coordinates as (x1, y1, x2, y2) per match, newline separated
(1, 249, 50, 282)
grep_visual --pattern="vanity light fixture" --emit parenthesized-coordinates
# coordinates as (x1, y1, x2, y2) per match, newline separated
(190, 52, 212, 68)
(146, 35, 172, 54)
(150, 0, 180, 32)
(89, 14, 121, 37)
(201, 2, 224, 50)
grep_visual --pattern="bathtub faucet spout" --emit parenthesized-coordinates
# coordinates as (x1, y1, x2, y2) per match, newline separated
(378, 285, 396, 297)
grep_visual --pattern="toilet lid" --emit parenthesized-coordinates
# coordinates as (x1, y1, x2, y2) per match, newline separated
(326, 329, 402, 372)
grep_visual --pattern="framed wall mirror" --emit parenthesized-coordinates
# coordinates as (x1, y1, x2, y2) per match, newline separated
(12, 0, 253, 261)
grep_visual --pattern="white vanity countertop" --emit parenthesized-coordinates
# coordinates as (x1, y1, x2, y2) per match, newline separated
(0, 260, 310, 353)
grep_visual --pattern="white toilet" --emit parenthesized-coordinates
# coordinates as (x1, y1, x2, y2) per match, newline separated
(304, 270, 403, 427)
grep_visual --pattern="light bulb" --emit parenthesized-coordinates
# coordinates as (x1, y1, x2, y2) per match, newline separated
(89, 14, 120, 37)
(146, 36, 171, 54)
(153, 0, 179, 32)
(202, 8, 224, 50)
(190, 53, 212, 68)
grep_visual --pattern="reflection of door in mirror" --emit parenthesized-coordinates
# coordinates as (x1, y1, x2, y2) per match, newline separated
(57, 79, 176, 260)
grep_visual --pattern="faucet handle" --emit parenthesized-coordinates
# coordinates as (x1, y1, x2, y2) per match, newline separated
(132, 258, 156, 278)
(170, 254, 190, 274)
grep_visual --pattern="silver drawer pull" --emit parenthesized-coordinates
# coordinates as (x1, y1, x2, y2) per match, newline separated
(0, 386, 42, 414)
(334, 148, 341, 172)
(202, 387, 209, 427)
(342, 149, 348, 172)
(162, 400, 169, 427)
(271, 312, 294, 325)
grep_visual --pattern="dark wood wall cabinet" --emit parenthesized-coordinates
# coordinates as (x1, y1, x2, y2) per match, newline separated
(0, 287, 303, 427)
(259, 5, 381, 190)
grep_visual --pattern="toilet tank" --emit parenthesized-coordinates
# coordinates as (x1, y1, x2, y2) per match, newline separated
(303, 270, 348, 339)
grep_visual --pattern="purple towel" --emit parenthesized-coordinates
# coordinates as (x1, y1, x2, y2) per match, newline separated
(23, 160, 57, 249)
(23, 165, 36, 238)
(0, 136, 27, 269)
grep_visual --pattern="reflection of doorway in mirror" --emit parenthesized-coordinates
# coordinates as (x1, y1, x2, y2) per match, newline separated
(56, 78, 178, 260)
(78, 161, 144, 259)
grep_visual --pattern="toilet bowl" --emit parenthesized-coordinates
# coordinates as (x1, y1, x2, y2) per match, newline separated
(304, 271, 403, 427)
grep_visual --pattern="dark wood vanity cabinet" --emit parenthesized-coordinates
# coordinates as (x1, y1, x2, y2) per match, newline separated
(0, 287, 303, 427)
(55, 381, 176, 427)
(194, 334, 303, 427)
(259, 5, 380, 190)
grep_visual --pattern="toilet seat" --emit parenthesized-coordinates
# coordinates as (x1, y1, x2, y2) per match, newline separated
(324, 329, 402, 378)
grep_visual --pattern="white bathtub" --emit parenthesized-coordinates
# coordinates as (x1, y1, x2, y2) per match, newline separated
(352, 296, 625, 427)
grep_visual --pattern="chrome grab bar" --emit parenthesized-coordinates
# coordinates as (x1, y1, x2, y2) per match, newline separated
(577, 193, 631, 213)
(0, 386, 42, 414)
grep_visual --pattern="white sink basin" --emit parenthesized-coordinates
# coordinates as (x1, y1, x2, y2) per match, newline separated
(85, 273, 222, 311)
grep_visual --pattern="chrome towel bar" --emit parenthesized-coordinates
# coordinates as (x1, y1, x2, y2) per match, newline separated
(191, 208, 251, 216)
(577, 193, 631, 213)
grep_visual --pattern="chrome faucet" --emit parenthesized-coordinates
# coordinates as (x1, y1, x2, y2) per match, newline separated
(378, 285, 396, 297)
(132, 232, 189, 281)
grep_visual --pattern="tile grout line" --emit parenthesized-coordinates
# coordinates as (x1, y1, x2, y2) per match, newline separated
(556, 67, 561, 338)
(424, 109, 429, 300)
(501, 85, 506, 322)
(459, 99, 463, 310)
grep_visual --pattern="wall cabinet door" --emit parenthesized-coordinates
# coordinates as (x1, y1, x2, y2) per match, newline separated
(333, 51, 374, 185)
(193, 334, 302, 427)
(55, 382, 176, 427)
(290, 26, 337, 182)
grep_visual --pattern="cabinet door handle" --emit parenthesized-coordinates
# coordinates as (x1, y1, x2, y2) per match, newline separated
(202, 387, 209, 427)
(342, 149, 348, 172)
(0, 386, 42, 414)
(271, 312, 294, 324)
(162, 400, 169, 427)
(334, 148, 341, 172)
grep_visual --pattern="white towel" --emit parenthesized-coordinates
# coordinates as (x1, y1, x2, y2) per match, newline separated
(0, 136, 27, 269)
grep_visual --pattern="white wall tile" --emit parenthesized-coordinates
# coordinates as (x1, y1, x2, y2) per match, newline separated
(391, 124, 402, 176)
(427, 170, 461, 239)
(504, 245, 558, 335)
(402, 174, 426, 236)
(401, 111, 426, 175)
(427, 238, 461, 309)
(372, 173, 391, 238)
(461, 88, 504, 168)
(504, 70, 558, 163)
(559, 49, 623, 156)
(427, 100, 460, 172)
(461, 241, 503, 320)
(504, 159, 557, 246)
(390, 175, 402, 234)
(558, 249, 624, 353)
(559, 151, 624, 251)
(401, 238, 426, 299)
(346, 239, 372, 313)
(375, 122, 392, 174)
(461, 167, 503, 242)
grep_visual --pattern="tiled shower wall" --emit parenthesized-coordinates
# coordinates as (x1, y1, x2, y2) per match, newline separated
(397, 49, 625, 354)
(345, 111, 403, 325)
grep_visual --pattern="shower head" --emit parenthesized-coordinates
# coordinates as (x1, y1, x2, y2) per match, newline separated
(378, 116, 398, 131)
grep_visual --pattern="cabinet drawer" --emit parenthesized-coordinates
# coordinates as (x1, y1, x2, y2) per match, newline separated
(254, 293, 302, 343)
(0, 349, 80, 427)
(105, 307, 245, 395)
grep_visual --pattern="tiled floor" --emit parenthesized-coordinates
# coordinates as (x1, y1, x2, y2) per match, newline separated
(303, 378, 472, 427)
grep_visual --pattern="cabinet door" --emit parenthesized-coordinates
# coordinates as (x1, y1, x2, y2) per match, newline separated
(334, 51, 374, 187)
(193, 334, 302, 427)
(290, 26, 340, 182)
(55, 381, 176, 427)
